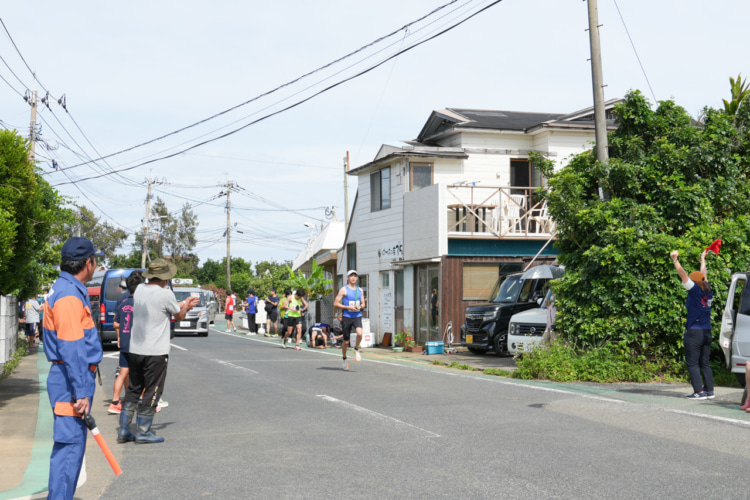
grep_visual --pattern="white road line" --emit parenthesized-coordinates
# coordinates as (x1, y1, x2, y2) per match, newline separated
(211, 359, 258, 375)
(170, 343, 187, 351)
(215, 329, 750, 428)
(103, 352, 119, 359)
(318, 395, 440, 438)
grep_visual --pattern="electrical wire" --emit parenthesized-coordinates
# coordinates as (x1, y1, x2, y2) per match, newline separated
(46, 0, 470, 172)
(51, 0, 503, 186)
(612, 0, 657, 104)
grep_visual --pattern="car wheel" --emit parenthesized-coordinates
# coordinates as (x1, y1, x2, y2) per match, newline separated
(468, 347, 487, 355)
(493, 331, 509, 356)
(737, 372, 747, 388)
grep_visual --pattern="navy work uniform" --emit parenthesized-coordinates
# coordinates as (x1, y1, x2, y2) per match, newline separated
(43, 270, 103, 499)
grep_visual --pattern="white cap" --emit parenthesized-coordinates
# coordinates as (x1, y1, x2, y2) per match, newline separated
(346, 270, 358, 276)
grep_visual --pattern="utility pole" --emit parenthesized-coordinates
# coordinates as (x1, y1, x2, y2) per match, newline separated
(27, 73, 38, 160)
(141, 177, 154, 268)
(220, 177, 236, 289)
(587, 0, 609, 201)
(344, 151, 350, 230)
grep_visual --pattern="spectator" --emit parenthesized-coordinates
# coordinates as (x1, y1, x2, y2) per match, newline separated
(246, 289, 258, 334)
(24, 296, 41, 348)
(108, 271, 144, 414)
(264, 289, 280, 337)
(225, 290, 237, 333)
(119, 259, 199, 444)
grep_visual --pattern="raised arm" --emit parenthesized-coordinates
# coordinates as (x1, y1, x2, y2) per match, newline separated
(700, 249, 708, 279)
(670, 250, 688, 284)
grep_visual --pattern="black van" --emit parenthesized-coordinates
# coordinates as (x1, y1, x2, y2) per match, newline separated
(460, 272, 551, 355)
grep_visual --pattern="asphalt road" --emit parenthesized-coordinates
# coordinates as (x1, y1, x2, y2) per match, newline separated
(73, 327, 750, 499)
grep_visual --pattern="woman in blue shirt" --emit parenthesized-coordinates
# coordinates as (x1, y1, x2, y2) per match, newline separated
(671, 249, 714, 400)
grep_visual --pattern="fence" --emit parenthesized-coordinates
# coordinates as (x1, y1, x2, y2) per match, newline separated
(0, 295, 18, 366)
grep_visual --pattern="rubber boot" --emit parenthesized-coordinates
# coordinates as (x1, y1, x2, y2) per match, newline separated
(117, 402, 136, 443)
(135, 407, 164, 444)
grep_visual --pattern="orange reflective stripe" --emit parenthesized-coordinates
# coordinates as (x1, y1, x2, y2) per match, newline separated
(53, 402, 81, 417)
(52, 296, 86, 341)
(43, 302, 55, 330)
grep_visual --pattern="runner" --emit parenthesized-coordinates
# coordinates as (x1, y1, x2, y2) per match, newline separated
(282, 289, 308, 350)
(333, 270, 366, 370)
(224, 290, 237, 332)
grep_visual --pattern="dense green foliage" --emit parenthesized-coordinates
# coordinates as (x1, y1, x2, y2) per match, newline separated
(56, 205, 128, 264)
(543, 90, 750, 361)
(0, 130, 70, 299)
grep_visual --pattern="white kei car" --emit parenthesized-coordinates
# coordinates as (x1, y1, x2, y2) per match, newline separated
(507, 290, 552, 355)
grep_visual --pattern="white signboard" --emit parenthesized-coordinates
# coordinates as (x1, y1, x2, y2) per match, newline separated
(381, 290, 393, 332)
(379, 240, 403, 261)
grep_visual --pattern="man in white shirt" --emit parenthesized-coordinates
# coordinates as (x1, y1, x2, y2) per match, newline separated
(118, 259, 198, 444)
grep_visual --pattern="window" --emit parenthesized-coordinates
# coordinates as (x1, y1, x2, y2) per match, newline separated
(410, 163, 433, 191)
(370, 167, 391, 211)
(462, 264, 499, 300)
(381, 272, 389, 287)
(347, 243, 357, 271)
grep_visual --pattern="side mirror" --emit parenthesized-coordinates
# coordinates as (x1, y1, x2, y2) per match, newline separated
(537, 297, 544, 306)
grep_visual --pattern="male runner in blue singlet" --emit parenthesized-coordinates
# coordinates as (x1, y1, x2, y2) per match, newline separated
(333, 270, 366, 370)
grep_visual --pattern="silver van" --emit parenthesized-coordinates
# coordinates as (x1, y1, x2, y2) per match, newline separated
(719, 272, 750, 387)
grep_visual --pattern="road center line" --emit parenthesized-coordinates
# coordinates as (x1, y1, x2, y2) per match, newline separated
(317, 395, 440, 438)
(211, 359, 258, 374)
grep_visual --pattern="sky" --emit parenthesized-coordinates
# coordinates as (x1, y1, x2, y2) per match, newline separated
(1, 0, 748, 269)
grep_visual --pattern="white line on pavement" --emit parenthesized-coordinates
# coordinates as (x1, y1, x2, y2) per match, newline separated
(103, 352, 119, 359)
(211, 359, 258, 374)
(318, 395, 441, 438)
(170, 343, 187, 351)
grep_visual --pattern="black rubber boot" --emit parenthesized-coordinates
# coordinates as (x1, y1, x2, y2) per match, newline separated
(117, 402, 136, 444)
(135, 407, 164, 444)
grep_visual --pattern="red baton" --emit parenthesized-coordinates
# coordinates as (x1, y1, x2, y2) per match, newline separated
(84, 413, 123, 476)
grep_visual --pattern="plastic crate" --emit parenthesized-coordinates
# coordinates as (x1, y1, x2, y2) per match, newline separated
(425, 341, 444, 355)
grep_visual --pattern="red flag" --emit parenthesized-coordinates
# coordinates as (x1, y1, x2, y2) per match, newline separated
(706, 239, 721, 255)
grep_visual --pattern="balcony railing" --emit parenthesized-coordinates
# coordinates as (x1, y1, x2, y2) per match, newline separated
(446, 185, 556, 238)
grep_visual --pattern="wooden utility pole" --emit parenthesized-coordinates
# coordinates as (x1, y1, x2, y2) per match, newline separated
(141, 177, 154, 268)
(587, 0, 609, 201)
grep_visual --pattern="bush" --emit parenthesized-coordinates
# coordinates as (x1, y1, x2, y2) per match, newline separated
(512, 340, 685, 383)
(1, 336, 29, 379)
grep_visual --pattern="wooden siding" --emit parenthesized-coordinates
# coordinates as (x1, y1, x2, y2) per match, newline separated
(439, 255, 557, 341)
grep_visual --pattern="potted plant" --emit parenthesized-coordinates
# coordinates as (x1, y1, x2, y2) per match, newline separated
(404, 336, 422, 353)
(393, 331, 407, 352)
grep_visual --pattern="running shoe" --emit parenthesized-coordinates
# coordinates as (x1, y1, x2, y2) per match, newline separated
(225, 329, 231, 333)
(158, 398, 169, 408)
(107, 402, 121, 414)
(354, 349, 361, 362)
(282, 339, 287, 349)
(685, 392, 707, 400)
(294, 345, 302, 351)
(342, 359, 349, 371)
(702, 391, 715, 399)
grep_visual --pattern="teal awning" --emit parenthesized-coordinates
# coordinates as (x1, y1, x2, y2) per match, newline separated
(447, 238, 558, 257)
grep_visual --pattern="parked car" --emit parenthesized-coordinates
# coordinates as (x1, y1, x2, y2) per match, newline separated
(461, 265, 562, 355)
(173, 287, 211, 336)
(719, 272, 750, 387)
(507, 289, 555, 355)
(86, 268, 144, 345)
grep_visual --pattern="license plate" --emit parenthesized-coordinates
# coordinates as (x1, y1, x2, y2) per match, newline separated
(180, 321, 191, 328)
(466, 334, 473, 344)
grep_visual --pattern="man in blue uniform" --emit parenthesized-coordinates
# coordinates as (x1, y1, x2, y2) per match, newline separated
(42, 237, 104, 500)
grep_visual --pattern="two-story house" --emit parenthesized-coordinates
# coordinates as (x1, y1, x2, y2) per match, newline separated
(338, 101, 620, 345)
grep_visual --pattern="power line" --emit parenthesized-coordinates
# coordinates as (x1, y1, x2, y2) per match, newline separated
(612, 0, 657, 104)
(46, 0, 470, 173)
(50, 0, 503, 185)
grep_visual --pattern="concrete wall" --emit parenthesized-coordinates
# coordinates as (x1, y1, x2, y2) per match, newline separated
(0, 295, 18, 366)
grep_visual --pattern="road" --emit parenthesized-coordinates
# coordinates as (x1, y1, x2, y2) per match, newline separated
(72, 326, 750, 499)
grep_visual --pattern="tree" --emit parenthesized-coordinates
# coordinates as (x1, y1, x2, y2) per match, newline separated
(163, 202, 198, 268)
(545, 89, 750, 358)
(58, 205, 128, 265)
(283, 261, 332, 301)
(0, 129, 70, 298)
(722, 74, 750, 117)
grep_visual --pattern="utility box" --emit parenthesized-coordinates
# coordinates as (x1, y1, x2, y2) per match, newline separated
(425, 341, 444, 355)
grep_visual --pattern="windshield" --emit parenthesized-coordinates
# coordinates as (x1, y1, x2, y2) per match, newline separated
(489, 274, 524, 303)
(174, 290, 206, 306)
